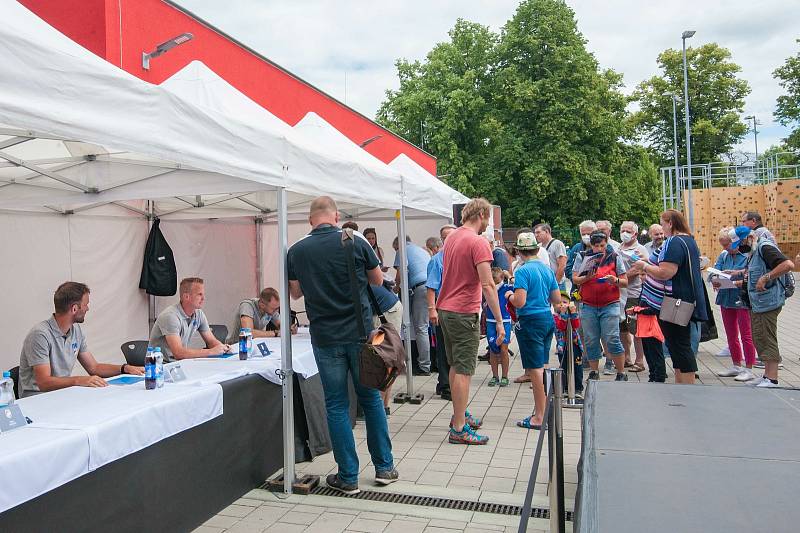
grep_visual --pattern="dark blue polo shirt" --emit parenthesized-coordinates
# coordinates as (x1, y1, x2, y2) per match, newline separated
(287, 225, 380, 346)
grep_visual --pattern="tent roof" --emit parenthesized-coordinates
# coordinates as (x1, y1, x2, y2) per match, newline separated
(0, 1, 406, 218)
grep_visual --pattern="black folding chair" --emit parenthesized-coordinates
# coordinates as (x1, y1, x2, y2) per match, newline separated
(9, 366, 19, 400)
(210, 324, 229, 343)
(120, 341, 149, 367)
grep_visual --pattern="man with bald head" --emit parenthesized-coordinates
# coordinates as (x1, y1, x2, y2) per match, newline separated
(644, 224, 665, 256)
(287, 195, 397, 495)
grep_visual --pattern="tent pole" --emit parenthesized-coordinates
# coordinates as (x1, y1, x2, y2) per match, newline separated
(255, 216, 264, 291)
(147, 200, 156, 331)
(396, 206, 414, 398)
(277, 187, 295, 494)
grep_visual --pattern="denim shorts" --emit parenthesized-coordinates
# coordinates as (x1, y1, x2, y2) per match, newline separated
(581, 302, 624, 361)
(514, 313, 555, 369)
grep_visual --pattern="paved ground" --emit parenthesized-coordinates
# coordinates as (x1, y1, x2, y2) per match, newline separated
(195, 286, 800, 533)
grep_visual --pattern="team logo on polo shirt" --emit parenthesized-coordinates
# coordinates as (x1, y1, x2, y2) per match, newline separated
(72, 341, 78, 355)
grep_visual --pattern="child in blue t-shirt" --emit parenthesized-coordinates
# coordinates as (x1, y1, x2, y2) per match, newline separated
(486, 267, 513, 387)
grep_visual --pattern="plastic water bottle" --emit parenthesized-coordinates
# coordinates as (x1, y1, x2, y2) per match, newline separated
(144, 347, 157, 390)
(239, 328, 249, 360)
(246, 328, 253, 356)
(154, 347, 164, 388)
(0, 371, 14, 407)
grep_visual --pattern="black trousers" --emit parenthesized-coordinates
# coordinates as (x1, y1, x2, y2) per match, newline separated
(658, 319, 698, 373)
(642, 337, 666, 382)
(435, 325, 450, 393)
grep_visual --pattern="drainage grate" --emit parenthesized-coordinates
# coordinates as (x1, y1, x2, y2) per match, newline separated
(293, 485, 574, 522)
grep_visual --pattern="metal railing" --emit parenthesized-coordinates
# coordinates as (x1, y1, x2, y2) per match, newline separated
(660, 151, 800, 210)
(518, 368, 567, 533)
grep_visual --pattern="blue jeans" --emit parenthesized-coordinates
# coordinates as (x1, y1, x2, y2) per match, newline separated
(581, 302, 624, 361)
(312, 343, 394, 484)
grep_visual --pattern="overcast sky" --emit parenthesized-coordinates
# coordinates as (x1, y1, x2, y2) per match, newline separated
(180, 0, 799, 158)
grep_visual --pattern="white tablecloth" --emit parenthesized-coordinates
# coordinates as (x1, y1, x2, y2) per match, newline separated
(185, 332, 318, 386)
(0, 426, 90, 513)
(17, 382, 223, 471)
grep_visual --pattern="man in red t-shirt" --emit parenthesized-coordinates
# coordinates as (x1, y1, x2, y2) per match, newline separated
(438, 198, 505, 445)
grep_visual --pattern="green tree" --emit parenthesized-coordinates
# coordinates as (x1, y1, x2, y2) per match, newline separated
(630, 43, 751, 165)
(377, 0, 661, 228)
(376, 19, 498, 197)
(774, 39, 800, 150)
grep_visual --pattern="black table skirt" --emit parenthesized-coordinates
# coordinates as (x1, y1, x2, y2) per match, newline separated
(0, 373, 331, 533)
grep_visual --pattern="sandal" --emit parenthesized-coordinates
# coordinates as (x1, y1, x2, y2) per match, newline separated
(514, 374, 531, 383)
(516, 416, 542, 430)
(628, 363, 645, 372)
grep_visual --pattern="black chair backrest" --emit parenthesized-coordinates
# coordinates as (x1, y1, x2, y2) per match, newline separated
(120, 341, 149, 367)
(210, 324, 228, 343)
(9, 366, 19, 400)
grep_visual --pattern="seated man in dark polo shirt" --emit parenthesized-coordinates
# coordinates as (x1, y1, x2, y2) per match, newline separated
(287, 196, 398, 495)
(225, 287, 297, 344)
(19, 282, 144, 397)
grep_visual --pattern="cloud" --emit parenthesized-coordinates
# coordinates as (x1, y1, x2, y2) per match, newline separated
(179, 0, 799, 154)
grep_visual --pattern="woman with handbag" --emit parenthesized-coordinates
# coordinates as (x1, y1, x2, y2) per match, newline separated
(633, 209, 707, 384)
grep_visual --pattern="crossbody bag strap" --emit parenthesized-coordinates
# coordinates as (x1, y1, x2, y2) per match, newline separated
(367, 285, 389, 325)
(677, 236, 696, 302)
(341, 228, 367, 342)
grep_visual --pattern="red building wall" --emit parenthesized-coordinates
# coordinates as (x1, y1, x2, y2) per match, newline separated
(19, 0, 436, 175)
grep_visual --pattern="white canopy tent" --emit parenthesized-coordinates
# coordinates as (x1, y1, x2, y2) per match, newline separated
(0, 0, 463, 494)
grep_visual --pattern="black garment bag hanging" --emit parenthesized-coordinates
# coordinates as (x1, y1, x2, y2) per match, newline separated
(139, 218, 177, 296)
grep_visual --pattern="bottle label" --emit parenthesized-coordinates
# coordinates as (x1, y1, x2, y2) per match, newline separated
(145, 363, 156, 380)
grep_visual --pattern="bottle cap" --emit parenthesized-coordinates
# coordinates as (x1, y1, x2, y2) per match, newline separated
(147, 346, 153, 352)
(2, 371, 9, 378)
(154, 347, 161, 352)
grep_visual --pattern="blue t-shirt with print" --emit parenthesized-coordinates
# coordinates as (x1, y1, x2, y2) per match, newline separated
(485, 282, 513, 322)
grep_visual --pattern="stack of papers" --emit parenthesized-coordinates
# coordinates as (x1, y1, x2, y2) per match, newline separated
(707, 268, 738, 289)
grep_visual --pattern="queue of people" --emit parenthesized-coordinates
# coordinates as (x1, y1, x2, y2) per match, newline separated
(16, 193, 796, 497)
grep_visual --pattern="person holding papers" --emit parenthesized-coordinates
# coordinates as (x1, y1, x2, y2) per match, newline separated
(709, 227, 757, 382)
(149, 277, 229, 362)
(226, 287, 297, 344)
(18, 282, 144, 397)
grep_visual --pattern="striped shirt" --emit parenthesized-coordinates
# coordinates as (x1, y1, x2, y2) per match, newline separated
(639, 245, 670, 311)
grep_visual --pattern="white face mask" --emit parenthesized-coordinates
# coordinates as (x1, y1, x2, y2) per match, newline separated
(620, 231, 635, 244)
(581, 234, 591, 245)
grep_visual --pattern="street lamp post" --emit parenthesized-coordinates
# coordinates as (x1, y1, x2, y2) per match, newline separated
(745, 115, 759, 161)
(665, 93, 681, 209)
(745, 115, 759, 182)
(682, 30, 695, 231)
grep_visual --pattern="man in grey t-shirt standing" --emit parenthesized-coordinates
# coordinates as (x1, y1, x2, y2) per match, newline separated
(19, 282, 144, 397)
(149, 277, 229, 362)
(534, 223, 568, 290)
(226, 287, 297, 343)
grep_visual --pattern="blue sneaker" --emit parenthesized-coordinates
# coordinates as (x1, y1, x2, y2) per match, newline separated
(449, 424, 489, 445)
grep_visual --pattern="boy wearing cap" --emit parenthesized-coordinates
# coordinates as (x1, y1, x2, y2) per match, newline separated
(507, 232, 561, 430)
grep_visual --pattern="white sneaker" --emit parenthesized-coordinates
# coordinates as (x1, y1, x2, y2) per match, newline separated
(755, 378, 778, 388)
(734, 369, 755, 382)
(717, 366, 742, 377)
(716, 346, 731, 357)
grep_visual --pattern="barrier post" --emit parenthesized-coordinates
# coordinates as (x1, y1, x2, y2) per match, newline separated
(548, 368, 566, 533)
(563, 318, 583, 409)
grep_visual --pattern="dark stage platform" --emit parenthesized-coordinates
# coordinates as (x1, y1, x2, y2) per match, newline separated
(575, 381, 800, 533)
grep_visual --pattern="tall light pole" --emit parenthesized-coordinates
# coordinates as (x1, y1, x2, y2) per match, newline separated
(681, 30, 696, 231)
(665, 93, 681, 208)
(745, 115, 759, 161)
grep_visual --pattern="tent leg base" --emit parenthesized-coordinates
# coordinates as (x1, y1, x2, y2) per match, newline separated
(394, 392, 424, 404)
(267, 474, 319, 495)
